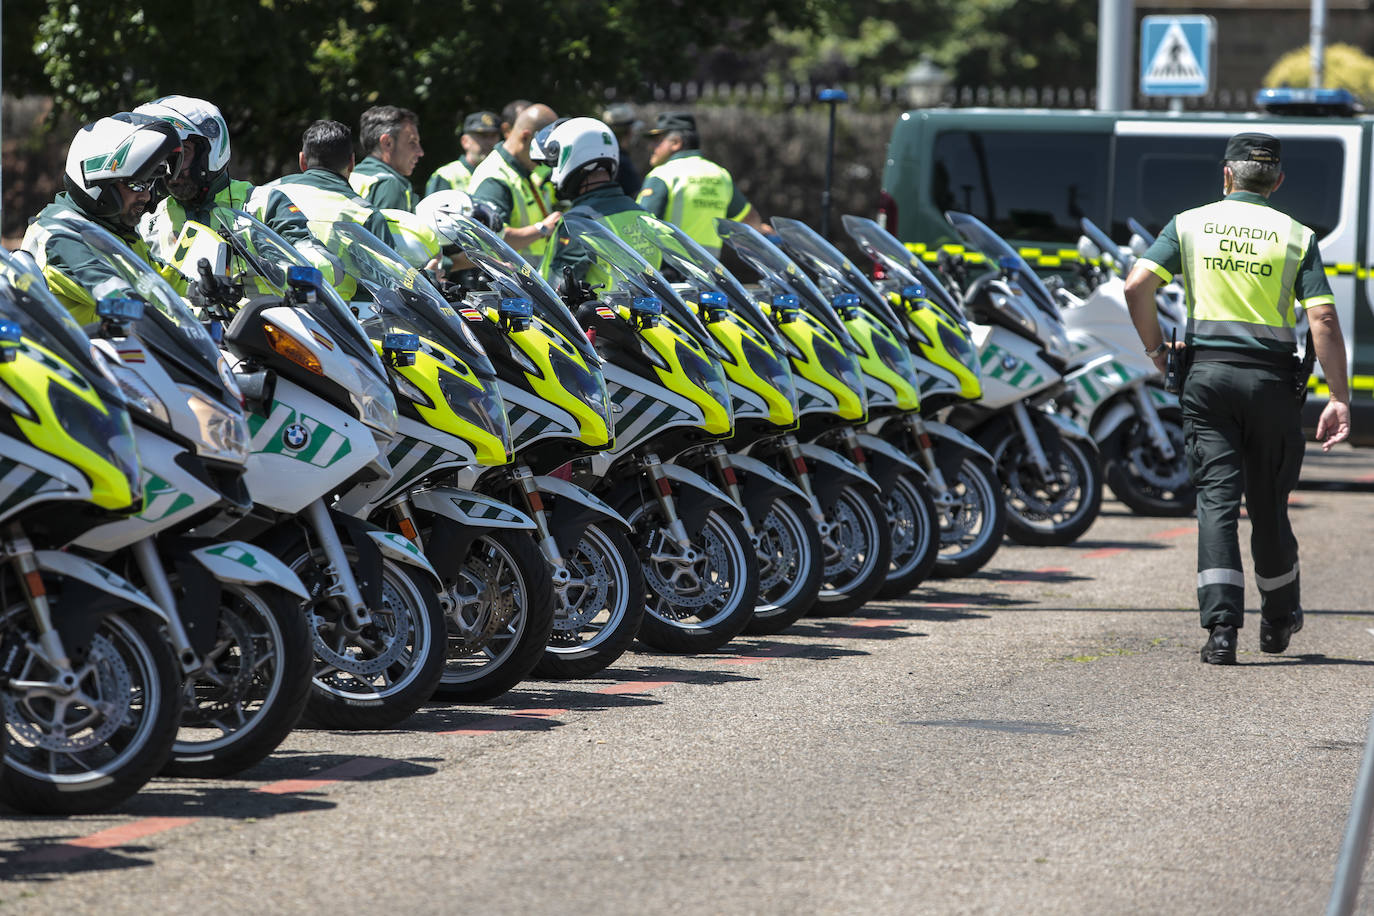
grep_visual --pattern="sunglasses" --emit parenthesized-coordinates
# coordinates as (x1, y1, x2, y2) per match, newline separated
(122, 178, 159, 193)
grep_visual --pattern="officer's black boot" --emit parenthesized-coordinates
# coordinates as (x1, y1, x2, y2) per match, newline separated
(1259, 609, 1304, 654)
(1201, 624, 1238, 665)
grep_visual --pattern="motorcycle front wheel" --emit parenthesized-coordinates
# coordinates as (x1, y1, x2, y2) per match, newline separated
(987, 425, 1103, 547)
(745, 493, 823, 636)
(1103, 407, 1195, 517)
(875, 471, 940, 600)
(809, 484, 891, 617)
(163, 583, 313, 778)
(630, 503, 758, 653)
(282, 539, 446, 730)
(433, 530, 555, 702)
(1, 606, 179, 815)
(535, 522, 644, 680)
(932, 456, 1007, 579)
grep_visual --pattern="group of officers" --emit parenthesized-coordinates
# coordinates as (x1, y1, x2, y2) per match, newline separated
(11, 96, 1356, 669)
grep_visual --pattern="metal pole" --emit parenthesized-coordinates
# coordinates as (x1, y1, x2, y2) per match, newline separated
(1310, 0, 1327, 88)
(1097, 0, 1135, 110)
(1327, 703, 1374, 914)
(818, 88, 847, 239)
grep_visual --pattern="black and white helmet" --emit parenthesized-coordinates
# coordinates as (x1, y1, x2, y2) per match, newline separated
(133, 95, 231, 200)
(63, 114, 184, 219)
(417, 189, 505, 250)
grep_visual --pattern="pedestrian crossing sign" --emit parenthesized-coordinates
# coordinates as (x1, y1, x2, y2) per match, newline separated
(1140, 15, 1215, 97)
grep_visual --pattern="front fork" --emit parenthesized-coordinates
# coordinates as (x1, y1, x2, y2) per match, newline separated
(641, 452, 700, 565)
(303, 497, 372, 632)
(1130, 385, 1178, 461)
(1010, 401, 1055, 480)
(130, 537, 201, 675)
(4, 531, 80, 694)
(776, 434, 835, 542)
(904, 415, 958, 516)
(704, 444, 757, 546)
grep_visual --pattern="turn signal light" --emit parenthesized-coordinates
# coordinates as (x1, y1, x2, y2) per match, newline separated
(263, 323, 324, 375)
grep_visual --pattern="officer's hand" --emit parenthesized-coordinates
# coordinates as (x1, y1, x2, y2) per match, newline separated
(1316, 398, 1351, 451)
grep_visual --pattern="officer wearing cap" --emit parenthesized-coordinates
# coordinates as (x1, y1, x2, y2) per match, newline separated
(636, 111, 766, 256)
(425, 110, 502, 197)
(1124, 131, 1351, 666)
(600, 103, 642, 197)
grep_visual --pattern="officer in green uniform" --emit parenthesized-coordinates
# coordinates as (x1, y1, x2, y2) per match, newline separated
(133, 95, 312, 253)
(531, 117, 655, 291)
(470, 103, 562, 260)
(23, 113, 184, 324)
(636, 111, 766, 256)
(1124, 132, 1351, 665)
(424, 110, 502, 197)
(350, 105, 424, 212)
(265, 120, 397, 247)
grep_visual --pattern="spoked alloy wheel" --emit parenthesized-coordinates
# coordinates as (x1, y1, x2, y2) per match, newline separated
(932, 456, 1007, 579)
(1104, 408, 1195, 517)
(631, 504, 758, 653)
(287, 542, 444, 730)
(990, 427, 1102, 547)
(876, 471, 940, 600)
(809, 484, 891, 616)
(535, 523, 643, 679)
(746, 494, 823, 635)
(435, 530, 553, 702)
(0, 606, 179, 815)
(164, 583, 312, 778)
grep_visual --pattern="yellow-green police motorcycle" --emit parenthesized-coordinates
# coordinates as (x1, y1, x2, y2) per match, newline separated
(717, 221, 895, 615)
(617, 212, 822, 636)
(561, 214, 760, 653)
(0, 250, 181, 815)
(840, 215, 1007, 578)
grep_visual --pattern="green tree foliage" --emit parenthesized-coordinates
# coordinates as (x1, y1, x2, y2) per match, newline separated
(1264, 44, 1374, 106)
(10, 0, 824, 180)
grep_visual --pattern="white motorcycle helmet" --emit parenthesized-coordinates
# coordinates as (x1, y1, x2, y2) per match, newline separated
(532, 116, 619, 200)
(382, 208, 443, 268)
(134, 95, 231, 201)
(417, 189, 504, 251)
(63, 114, 185, 221)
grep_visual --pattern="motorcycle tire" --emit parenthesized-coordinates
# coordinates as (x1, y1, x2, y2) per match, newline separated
(987, 425, 1103, 547)
(1103, 407, 1196, 517)
(809, 484, 891, 617)
(279, 535, 445, 730)
(535, 522, 644, 680)
(875, 471, 940, 601)
(1, 606, 180, 815)
(745, 493, 823, 636)
(433, 529, 555, 702)
(932, 456, 1007, 579)
(162, 583, 313, 778)
(631, 503, 759, 653)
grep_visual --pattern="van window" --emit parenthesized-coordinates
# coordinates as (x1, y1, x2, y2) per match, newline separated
(1111, 136, 1345, 241)
(929, 130, 1111, 244)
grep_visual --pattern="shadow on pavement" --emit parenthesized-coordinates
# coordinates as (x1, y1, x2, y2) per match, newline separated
(975, 568, 1092, 585)
(0, 838, 162, 881)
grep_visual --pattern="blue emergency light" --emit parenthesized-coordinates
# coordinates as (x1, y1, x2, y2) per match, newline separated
(97, 297, 145, 322)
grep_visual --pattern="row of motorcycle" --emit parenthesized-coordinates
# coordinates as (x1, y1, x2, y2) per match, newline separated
(0, 198, 1190, 816)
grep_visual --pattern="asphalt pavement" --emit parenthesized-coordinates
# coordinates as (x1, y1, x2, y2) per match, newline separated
(3, 443, 1374, 915)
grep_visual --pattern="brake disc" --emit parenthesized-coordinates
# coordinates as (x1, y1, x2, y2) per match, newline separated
(5, 632, 132, 753)
(756, 507, 800, 592)
(644, 525, 729, 613)
(309, 575, 414, 677)
(552, 536, 612, 634)
(180, 605, 263, 726)
(447, 547, 519, 653)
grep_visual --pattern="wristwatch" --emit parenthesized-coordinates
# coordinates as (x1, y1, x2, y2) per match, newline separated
(537, 222, 551, 238)
(1144, 341, 1166, 358)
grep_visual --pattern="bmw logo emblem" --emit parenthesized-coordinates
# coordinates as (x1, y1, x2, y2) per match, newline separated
(1001, 354, 1019, 371)
(282, 423, 310, 450)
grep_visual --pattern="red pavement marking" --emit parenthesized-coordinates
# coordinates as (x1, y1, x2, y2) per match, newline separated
(1359, 472, 1374, 483)
(835, 619, 902, 629)
(18, 817, 196, 865)
(1152, 526, 1195, 539)
(254, 756, 402, 795)
(596, 680, 688, 694)
(1036, 566, 1072, 575)
(1081, 547, 1128, 560)
(438, 708, 567, 736)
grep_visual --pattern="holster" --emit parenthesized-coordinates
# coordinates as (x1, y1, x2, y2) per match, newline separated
(1165, 346, 1191, 395)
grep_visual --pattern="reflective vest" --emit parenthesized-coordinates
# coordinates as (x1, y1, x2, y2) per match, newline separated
(144, 178, 270, 257)
(541, 199, 661, 290)
(639, 154, 738, 255)
(1176, 199, 1314, 354)
(264, 177, 390, 245)
(470, 148, 555, 258)
(425, 158, 477, 196)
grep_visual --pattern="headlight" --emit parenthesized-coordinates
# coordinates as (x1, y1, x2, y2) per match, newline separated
(109, 362, 170, 423)
(179, 385, 250, 464)
(349, 357, 399, 437)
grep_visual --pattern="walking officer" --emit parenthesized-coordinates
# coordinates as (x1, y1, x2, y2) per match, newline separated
(1124, 131, 1351, 665)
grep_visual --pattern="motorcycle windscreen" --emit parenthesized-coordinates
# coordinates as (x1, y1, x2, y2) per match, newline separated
(48, 216, 233, 408)
(770, 217, 910, 345)
(445, 214, 600, 367)
(562, 214, 722, 359)
(209, 207, 388, 380)
(323, 219, 496, 379)
(945, 210, 1062, 321)
(1078, 217, 1128, 277)
(714, 218, 862, 356)
(840, 214, 968, 328)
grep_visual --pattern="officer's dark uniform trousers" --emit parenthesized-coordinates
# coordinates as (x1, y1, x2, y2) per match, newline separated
(1181, 357, 1304, 629)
